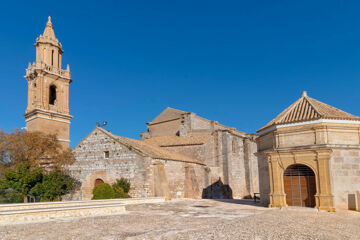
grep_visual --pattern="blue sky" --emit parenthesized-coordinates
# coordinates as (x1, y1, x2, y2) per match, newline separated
(1, 1, 360, 147)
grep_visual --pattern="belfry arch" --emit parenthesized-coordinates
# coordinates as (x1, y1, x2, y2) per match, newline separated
(49, 85, 57, 105)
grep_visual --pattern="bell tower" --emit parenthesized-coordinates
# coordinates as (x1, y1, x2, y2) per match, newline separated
(24, 16, 72, 148)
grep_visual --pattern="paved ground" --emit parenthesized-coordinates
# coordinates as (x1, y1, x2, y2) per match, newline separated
(0, 199, 359, 240)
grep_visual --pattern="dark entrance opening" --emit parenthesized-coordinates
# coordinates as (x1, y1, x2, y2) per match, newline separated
(284, 164, 316, 207)
(94, 178, 104, 187)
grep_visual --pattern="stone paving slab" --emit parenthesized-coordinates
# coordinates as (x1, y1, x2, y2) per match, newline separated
(0, 199, 359, 239)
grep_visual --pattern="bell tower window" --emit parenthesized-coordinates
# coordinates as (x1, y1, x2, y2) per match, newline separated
(51, 50, 54, 66)
(49, 85, 57, 105)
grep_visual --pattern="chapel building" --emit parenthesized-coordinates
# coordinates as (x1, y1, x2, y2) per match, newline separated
(257, 91, 360, 211)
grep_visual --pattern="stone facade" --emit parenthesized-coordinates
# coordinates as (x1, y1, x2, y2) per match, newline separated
(68, 127, 208, 200)
(142, 107, 259, 199)
(68, 108, 259, 201)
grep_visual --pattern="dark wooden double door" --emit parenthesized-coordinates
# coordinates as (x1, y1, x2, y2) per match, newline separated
(284, 165, 316, 207)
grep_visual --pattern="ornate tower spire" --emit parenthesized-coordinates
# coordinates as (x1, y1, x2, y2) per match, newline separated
(42, 15, 56, 39)
(24, 16, 72, 148)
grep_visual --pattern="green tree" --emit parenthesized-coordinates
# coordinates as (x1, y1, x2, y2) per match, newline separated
(0, 162, 74, 203)
(92, 183, 115, 200)
(0, 162, 42, 197)
(30, 171, 73, 201)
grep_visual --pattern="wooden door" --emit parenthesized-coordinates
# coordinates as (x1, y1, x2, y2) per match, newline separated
(95, 178, 104, 187)
(284, 165, 316, 207)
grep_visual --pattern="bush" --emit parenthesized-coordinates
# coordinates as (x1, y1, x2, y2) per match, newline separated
(0, 188, 23, 203)
(113, 178, 131, 193)
(112, 184, 130, 198)
(92, 183, 115, 200)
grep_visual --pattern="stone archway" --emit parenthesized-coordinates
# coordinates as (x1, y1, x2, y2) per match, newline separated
(284, 164, 316, 207)
(94, 178, 104, 187)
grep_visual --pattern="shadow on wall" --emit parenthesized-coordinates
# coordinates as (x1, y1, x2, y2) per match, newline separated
(202, 178, 233, 199)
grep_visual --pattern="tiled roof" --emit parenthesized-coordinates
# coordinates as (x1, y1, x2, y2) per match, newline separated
(143, 133, 212, 147)
(96, 128, 203, 164)
(258, 92, 360, 132)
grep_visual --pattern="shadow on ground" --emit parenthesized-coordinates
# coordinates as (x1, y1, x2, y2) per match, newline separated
(209, 199, 265, 207)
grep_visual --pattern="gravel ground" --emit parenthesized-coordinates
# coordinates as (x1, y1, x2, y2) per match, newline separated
(0, 199, 359, 240)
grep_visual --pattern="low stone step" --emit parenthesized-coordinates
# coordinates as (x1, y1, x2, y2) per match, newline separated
(0, 197, 165, 211)
(0, 203, 126, 225)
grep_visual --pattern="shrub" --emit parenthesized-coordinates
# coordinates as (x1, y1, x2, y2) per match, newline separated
(92, 183, 115, 200)
(113, 178, 131, 193)
(0, 188, 23, 203)
(112, 184, 130, 198)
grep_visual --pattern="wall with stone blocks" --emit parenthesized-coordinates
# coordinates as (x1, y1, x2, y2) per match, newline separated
(154, 159, 207, 199)
(257, 154, 270, 206)
(148, 119, 182, 137)
(68, 129, 152, 200)
(331, 149, 360, 210)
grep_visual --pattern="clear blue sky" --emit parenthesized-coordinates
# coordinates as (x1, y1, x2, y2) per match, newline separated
(1, 1, 360, 147)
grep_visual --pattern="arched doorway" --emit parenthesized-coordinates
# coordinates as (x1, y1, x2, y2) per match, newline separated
(94, 178, 104, 187)
(284, 164, 316, 207)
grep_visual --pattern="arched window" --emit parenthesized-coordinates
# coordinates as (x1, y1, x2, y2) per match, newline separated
(49, 85, 56, 105)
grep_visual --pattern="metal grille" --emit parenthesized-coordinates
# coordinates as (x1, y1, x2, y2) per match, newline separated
(284, 164, 315, 176)
(284, 164, 316, 207)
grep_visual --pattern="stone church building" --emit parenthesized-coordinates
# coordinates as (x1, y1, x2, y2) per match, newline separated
(24, 17, 360, 211)
(68, 107, 259, 200)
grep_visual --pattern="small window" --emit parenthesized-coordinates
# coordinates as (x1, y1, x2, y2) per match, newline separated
(104, 151, 110, 159)
(51, 50, 54, 66)
(49, 85, 56, 105)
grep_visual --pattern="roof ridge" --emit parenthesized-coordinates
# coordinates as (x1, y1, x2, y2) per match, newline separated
(303, 96, 322, 117)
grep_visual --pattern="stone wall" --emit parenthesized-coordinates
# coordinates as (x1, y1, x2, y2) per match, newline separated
(68, 128, 208, 201)
(153, 159, 207, 199)
(68, 129, 152, 200)
(257, 153, 270, 206)
(148, 119, 182, 137)
(331, 149, 360, 210)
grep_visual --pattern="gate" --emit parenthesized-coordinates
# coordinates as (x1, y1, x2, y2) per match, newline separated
(284, 164, 316, 207)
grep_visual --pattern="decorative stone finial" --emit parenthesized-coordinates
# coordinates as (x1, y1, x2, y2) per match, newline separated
(66, 64, 70, 71)
(302, 91, 307, 97)
(48, 15, 52, 24)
